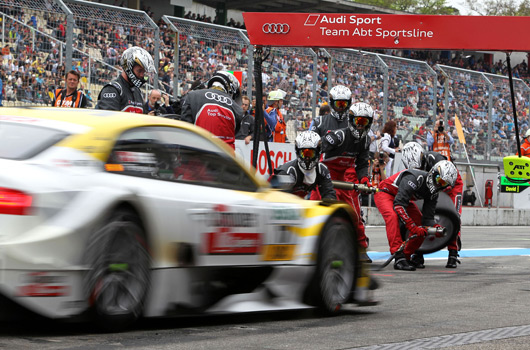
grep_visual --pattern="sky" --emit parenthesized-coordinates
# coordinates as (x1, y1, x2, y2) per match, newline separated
(446, 0, 471, 15)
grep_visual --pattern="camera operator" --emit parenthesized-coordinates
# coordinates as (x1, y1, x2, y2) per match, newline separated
(427, 119, 454, 161)
(143, 89, 174, 116)
(372, 151, 389, 187)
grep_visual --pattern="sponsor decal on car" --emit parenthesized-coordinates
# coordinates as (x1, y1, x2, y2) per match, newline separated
(270, 206, 302, 225)
(16, 272, 70, 297)
(203, 204, 262, 255)
(205, 231, 261, 254)
(262, 244, 296, 261)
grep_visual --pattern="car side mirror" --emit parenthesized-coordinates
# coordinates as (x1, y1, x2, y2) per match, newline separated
(269, 174, 295, 191)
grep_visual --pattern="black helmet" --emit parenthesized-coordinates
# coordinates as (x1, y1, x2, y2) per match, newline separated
(207, 71, 241, 100)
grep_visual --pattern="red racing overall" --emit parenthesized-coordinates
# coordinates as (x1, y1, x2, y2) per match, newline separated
(375, 169, 438, 258)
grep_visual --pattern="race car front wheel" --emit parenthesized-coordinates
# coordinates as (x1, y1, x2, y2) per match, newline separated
(84, 209, 151, 331)
(313, 217, 357, 314)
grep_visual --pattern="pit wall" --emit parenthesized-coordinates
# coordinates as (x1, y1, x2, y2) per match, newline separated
(363, 206, 530, 226)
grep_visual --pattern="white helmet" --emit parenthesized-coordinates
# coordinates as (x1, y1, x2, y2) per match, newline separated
(525, 129, 530, 139)
(329, 85, 352, 121)
(295, 131, 321, 170)
(402, 142, 424, 169)
(348, 102, 374, 139)
(207, 71, 241, 100)
(267, 90, 284, 102)
(426, 160, 458, 194)
(120, 46, 155, 88)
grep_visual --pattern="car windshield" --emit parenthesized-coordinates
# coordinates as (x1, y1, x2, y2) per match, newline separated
(0, 122, 70, 160)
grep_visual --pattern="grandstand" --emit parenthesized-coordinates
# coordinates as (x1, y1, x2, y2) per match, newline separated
(1, 0, 529, 163)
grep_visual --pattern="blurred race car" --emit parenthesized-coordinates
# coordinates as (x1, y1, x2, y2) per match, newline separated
(0, 107, 377, 330)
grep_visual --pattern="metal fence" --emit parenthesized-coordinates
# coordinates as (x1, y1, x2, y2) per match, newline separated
(1, 11, 67, 105)
(2, 7, 530, 164)
(379, 54, 437, 132)
(437, 64, 530, 162)
(0, 0, 158, 107)
(64, 0, 159, 99)
(161, 16, 250, 100)
(325, 48, 387, 128)
(0, 0, 73, 67)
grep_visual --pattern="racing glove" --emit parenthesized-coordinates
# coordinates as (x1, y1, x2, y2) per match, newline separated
(410, 225, 428, 238)
(395, 205, 424, 237)
(360, 176, 372, 187)
(323, 131, 343, 152)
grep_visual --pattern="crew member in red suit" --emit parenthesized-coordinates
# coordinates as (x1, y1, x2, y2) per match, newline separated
(320, 102, 374, 260)
(375, 160, 458, 271)
(401, 141, 464, 268)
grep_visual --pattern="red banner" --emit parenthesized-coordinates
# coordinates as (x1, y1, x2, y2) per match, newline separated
(243, 13, 530, 51)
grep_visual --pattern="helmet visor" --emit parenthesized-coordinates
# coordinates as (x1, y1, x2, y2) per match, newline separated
(435, 174, 449, 188)
(353, 116, 371, 128)
(299, 148, 317, 160)
(332, 100, 349, 112)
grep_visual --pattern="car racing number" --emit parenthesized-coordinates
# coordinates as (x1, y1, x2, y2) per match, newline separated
(262, 206, 302, 261)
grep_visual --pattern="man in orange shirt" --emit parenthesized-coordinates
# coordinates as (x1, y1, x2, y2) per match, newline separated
(520, 129, 530, 157)
(1, 44, 11, 61)
(52, 70, 87, 108)
(266, 90, 287, 143)
(427, 119, 454, 160)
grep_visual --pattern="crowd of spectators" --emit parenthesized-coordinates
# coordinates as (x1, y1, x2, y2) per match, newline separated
(183, 11, 245, 29)
(1, 3, 529, 162)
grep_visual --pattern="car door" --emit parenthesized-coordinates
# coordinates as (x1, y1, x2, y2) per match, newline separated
(105, 125, 273, 267)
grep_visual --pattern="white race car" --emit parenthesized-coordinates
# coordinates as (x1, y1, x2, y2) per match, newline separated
(0, 107, 377, 330)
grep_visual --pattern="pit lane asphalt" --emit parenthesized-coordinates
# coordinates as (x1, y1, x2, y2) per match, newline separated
(1, 226, 530, 350)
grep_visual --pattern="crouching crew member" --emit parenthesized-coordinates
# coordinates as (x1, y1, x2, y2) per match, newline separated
(274, 131, 336, 200)
(375, 160, 458, 271)
(401, 142, 464, 268)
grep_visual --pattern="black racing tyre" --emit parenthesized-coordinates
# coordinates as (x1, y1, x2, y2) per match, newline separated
(414, 211, 459, 254)
(404, 192, 461, 254)
(84, 210, 151, 331)
(313, 217, 358, 314)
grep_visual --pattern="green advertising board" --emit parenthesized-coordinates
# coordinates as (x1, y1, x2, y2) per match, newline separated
(499, 176, 530, 193)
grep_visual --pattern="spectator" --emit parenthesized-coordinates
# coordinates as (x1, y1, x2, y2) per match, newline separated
(0, 70, 3, 107)
(266, 90, 287, 143)
(1, 44, 12, 61)
(519, 129, 530, 157)
(379, 120, 400, 176)
(143, 89, 173, 116)
(52, 70, 88, 108)
(235, 95, 254, 145)
(427, 119, 454, 161)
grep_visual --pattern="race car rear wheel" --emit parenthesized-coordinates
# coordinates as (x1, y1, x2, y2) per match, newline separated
(314, 217, 357, 314)
(84, 210, 151, 331)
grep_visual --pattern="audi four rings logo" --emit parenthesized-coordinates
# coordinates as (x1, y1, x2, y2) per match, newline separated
(205, 91, 233, 105)
(262, 23, 290, 34)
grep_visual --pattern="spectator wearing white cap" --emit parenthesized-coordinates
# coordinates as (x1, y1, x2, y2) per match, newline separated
(266, 90, 287, 143)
